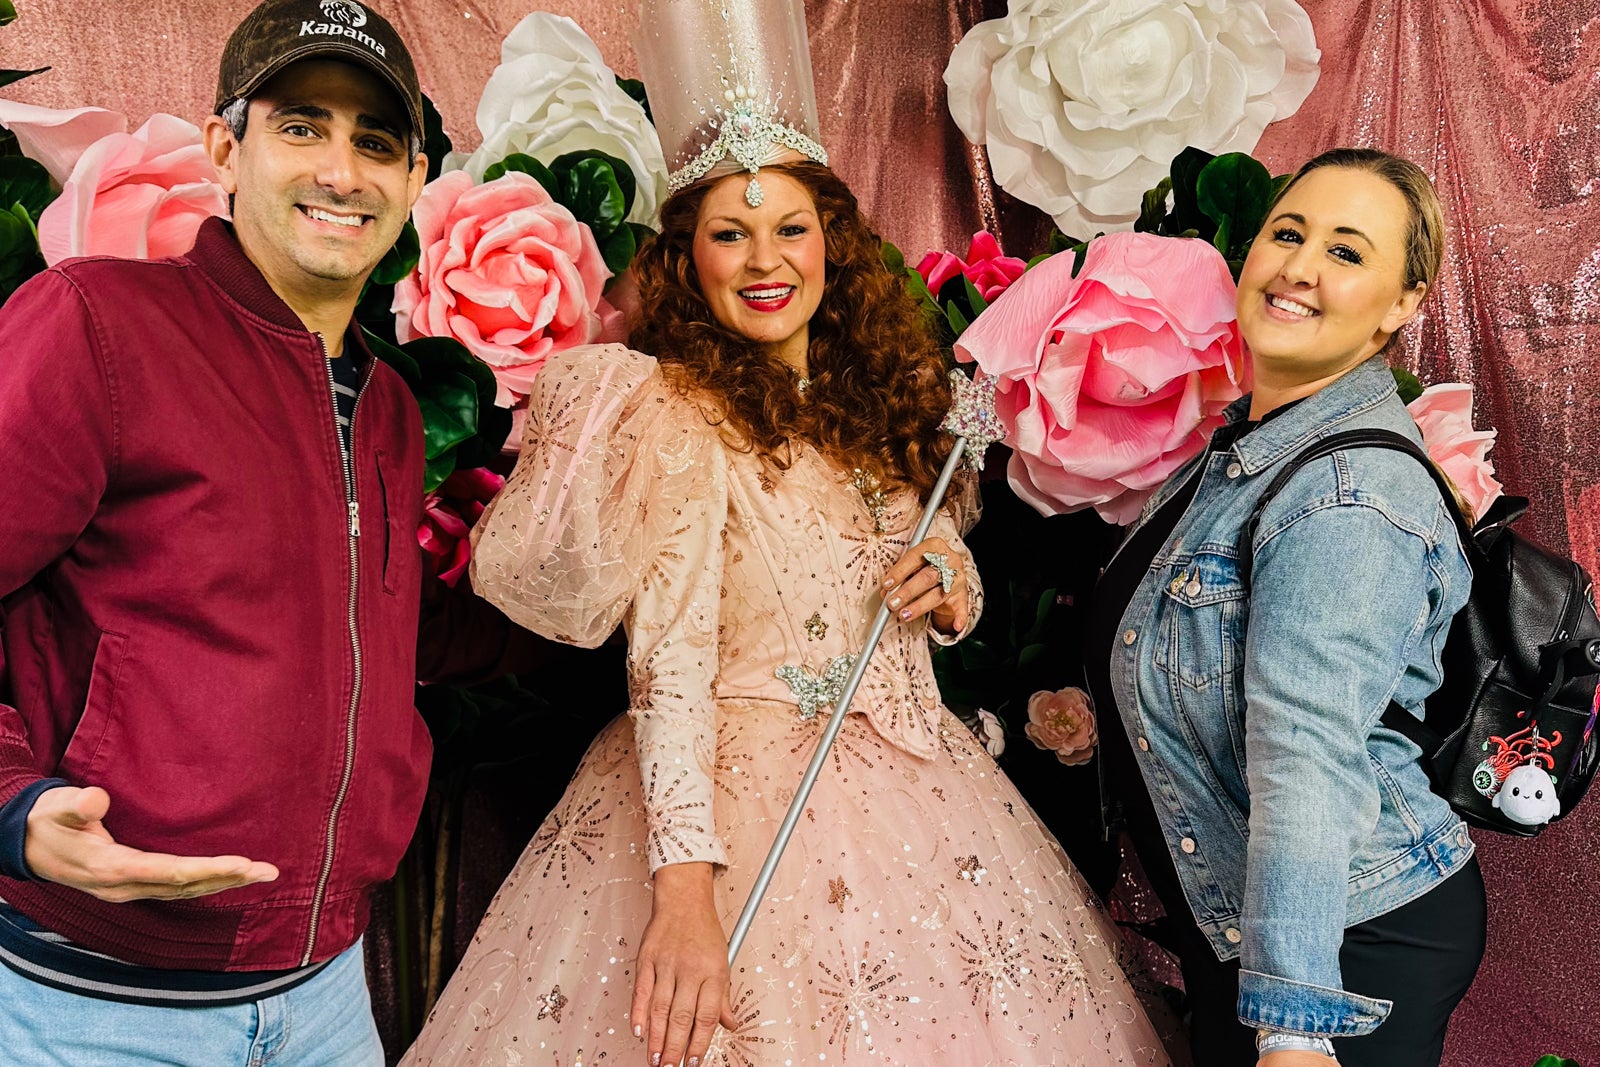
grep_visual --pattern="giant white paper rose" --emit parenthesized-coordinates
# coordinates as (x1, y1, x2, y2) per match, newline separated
(945, 0, 1320, 236)
(447, 13, 668, 227)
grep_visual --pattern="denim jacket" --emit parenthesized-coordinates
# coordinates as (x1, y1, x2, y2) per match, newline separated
(1106, 356, 1475, 1037)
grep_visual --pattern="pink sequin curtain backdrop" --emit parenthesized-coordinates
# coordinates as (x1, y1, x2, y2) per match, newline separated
(5, 1, 1596, 1062)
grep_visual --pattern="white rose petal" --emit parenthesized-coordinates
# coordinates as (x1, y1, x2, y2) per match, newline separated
(976, 708, 1006, 758)
(945, 0, 1320, 236)
(449, 13, 668, 227)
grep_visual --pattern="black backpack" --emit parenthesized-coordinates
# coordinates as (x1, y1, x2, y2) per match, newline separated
(1239, 428, 1600, 837)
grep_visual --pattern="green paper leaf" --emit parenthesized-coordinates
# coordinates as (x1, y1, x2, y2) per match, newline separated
(1211, 216, 1232, 257)
(483, 152, 558, 194)
(420, 94, 452, 184)
(0, 155, 56, 221)
(0, 200, 46, 301)
(551, 150, 639, 217)
(1196, 152, 1275, 256)
(0, 1, 18, 25)
(1069, 239, 1092, 278)
(0, 66, 48, 90)
(417, 373, 478, 458)
(945, 299, 971, 337)
(1135, 176, 1173, 234)
(368, 219, 420, 286)
(596, 222, 638, 275)
(962, 274, 989, 315)
(422, 450, 456, 494)
(1047, 229, 1080, 254)
(554, 155, 629, 238)
(880, 239, 906, 276)
(1025, 251, 1055, 270)
(1271, 172, 1294, 202)
(1169, 146, 1218, 239)
(1531, 1057, 1580, 1067)
(1391, 367, 1425, 404)
(361, 327, 421, 385)
(615, 75, 652, 123)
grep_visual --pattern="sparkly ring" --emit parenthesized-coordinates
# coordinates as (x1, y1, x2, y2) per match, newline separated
(923, 551, 958, 595)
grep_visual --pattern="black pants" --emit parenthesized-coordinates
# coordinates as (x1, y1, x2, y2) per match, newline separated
(1163, 858, 1486, 1067)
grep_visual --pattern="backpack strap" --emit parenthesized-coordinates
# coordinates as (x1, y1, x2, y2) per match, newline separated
(1235, 427, 1480, 746)
(1236, 427, 1476, 587)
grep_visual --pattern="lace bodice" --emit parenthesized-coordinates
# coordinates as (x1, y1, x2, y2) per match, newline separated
(473, 345, 982, 870)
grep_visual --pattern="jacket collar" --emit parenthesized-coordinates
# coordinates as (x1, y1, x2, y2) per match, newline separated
(182, 216, 327, 335)
(1227, 355, 1399, 475)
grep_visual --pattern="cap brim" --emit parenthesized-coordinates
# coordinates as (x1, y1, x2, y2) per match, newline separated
(228, 40, 422, 146)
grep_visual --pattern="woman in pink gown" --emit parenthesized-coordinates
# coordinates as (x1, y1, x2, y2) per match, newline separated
(400, 157, 1173, 1067)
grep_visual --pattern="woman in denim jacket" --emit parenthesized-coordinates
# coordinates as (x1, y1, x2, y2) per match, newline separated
(1088, 148, 1485, 1067)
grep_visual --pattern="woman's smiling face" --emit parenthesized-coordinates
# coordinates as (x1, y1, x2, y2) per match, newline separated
(1236, 165, 1426, 387)
(691, 171, 827, 366)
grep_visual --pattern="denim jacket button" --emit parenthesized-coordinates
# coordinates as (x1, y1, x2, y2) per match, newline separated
(1122, 629, 1138, 646)
(1225, 927, 1242, 943)
(1137, 737, 1150, 752)
(1184, 579, 1202, 597)
(1226, 462, 1242, 479)
(1180, 837, 1196, 853)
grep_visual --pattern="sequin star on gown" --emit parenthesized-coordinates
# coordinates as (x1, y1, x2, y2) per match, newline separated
(402, 346, 1172, 1067)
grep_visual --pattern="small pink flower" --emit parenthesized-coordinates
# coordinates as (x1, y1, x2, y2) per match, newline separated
(916, 231, 1028, 303)
(956, 231, 1249, 524)
(1407, 382, 1503, 524)
(418, 467, 506, 587)
(393, 170, 611, 407)
(35, 113, 229, 265)
(1024, 687, 1098, 766)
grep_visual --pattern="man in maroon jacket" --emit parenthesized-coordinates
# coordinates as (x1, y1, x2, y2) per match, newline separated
(0, 1, 547, 1061)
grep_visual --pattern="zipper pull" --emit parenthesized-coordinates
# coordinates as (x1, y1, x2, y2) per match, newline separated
(348, 500, 361, 538)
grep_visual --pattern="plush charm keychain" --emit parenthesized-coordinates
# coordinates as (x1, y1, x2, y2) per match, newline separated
(1474, 720, 1563, 826)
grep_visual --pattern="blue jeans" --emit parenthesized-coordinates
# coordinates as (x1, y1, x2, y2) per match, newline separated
(0, 938, 383, 1066)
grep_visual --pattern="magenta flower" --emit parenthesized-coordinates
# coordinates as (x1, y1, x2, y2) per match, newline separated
(418, 467, 507, 587)
(955, 231, 1248, 524)
(915, 231, 1028, 303)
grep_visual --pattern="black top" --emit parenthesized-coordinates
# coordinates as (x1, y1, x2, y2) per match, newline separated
(1087, 402, 1300, 939)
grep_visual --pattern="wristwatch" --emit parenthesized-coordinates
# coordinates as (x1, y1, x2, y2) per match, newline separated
(1256, 1028, 1337, 1058)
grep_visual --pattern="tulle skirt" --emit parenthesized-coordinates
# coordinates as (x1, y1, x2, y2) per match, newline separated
(401, 700, 1174, 1066)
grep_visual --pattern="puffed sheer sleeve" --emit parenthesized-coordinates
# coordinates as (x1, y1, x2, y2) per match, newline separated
(471, 343, 730, 870)
(471, 344, 673, 645)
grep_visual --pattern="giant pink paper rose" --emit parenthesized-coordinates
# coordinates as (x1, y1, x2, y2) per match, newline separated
(916, 231, 1028, 303)
(956, 231, 1248, 524)
(1407, 382, 1503, 524)
(393, 169, 612, 407)
(418, 467, 507, 587)
(17, 109, 229, 266)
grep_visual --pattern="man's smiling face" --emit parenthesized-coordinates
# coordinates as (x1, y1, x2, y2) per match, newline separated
(214, 58, 425, 298)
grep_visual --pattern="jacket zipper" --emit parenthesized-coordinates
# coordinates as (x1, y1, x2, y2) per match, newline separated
(305, 331, 366, 965)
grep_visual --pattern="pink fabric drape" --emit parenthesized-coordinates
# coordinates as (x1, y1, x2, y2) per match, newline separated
(6, 1, 1596, 1062)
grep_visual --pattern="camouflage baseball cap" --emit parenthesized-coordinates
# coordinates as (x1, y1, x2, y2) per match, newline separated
(215, 0, 423, 140)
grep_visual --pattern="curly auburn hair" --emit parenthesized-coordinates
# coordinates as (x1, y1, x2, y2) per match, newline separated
(629, 160, 953, 501)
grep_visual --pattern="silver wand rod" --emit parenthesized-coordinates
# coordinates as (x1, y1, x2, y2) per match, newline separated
(726, 435, 969, 966)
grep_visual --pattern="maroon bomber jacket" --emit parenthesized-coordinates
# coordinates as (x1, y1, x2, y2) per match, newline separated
(0, 218, 521, 971)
